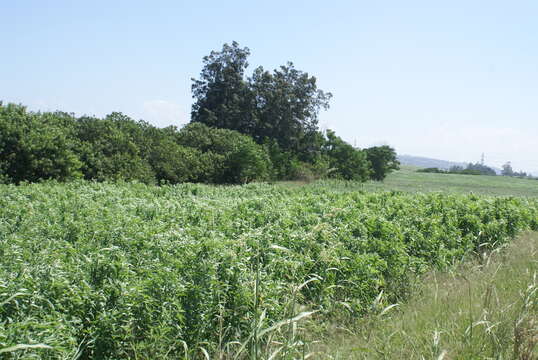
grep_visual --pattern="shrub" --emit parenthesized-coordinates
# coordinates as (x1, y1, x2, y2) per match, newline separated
(0, 103, 82, 183)
(75, 115, 155, 183)
(323, 130, 371, 181)
(417, 167, 446, 173)
(365, 145, 400, 181)
(177, 123, 272, 183)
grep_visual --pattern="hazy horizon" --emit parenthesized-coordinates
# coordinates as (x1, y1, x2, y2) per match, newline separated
(2, 1, 537, 174)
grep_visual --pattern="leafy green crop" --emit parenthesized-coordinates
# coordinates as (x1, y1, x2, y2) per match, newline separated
(1, 181, 537, 358)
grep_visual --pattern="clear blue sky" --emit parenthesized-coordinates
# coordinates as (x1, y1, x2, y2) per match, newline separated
(2, 1, 537, 173)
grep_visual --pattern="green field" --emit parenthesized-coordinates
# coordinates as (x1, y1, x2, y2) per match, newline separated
(1, 175, 538, 359)
(284, 167, 538, 197)
(363, 167, 538, 196)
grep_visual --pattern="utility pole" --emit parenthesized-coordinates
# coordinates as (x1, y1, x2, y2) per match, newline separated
(481, 153, 485, 166)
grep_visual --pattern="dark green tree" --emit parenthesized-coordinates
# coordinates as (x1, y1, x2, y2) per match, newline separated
(0, 103, 82, 183)
(365, 145, 400, 181)
(249, 63, 332, 157)
(502, 162, 514, 176)
(191, 42, 332, 162)
(465, 162, 496, 176)
(191, 41, 255, 133)
(323, 130, 371, 181)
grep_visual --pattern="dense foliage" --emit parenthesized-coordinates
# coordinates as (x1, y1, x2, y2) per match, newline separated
(191, 42, 332, 158)
(323, 130, 371, 181)
(464, 162, 497, 176)
(0, 101, 399, 184)
(0, 103, 82, 183)
(0, 42, 403, 185)
(365, 145, 401, 181)
(189, 42, 400, 182)
(501, 161, 534, 178)
(1, 181, 537, 358)
(175, 123, 271, 183)
(0, 103, 272, 185)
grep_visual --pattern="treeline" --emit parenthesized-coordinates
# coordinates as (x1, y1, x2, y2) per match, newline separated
(418, 162, 537, 179)
(418, 162, 497, 176)
(0, 42, 399, 185)
(0, 103, 397, 185)
(501, 162, 535, 179)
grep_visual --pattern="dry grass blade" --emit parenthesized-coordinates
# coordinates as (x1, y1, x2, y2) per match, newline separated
(257, 310, 318, 338)
(378, 303, 399, 317)
(0, 344, 53, 354)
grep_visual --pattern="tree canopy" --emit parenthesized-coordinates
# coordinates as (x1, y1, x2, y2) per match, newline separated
(191, 42, 332, 159)
(0, 42, 400, 185)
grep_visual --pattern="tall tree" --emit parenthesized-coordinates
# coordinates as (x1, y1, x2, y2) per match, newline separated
(365, 145, 400, 181)
(191, 42, 332, 161)
(250, 63, 332, 157)
(502, 162, 514, 176)
(191, 41, 254, 133)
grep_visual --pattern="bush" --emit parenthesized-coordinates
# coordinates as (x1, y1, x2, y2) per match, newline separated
(146, 139, 204, 184)
(0, 101, 390, 185)
(75, 116, 156, 183)
(365, 146, 400, 181)
(417, 167, 446, 173)
(177, 123, 272, 184)
(0, 103, 82, 183)
(323, 130, 371, 181)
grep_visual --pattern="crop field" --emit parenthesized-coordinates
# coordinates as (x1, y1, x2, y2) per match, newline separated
(2, 180, 538, 359)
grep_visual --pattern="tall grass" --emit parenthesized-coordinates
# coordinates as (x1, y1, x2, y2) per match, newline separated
(321, 232, 538, 359)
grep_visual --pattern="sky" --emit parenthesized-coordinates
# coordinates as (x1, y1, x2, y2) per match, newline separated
(1, 1, 537, 173)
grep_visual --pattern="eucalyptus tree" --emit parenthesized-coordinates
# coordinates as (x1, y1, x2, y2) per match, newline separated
(191, 42, 332, 161)
(191, 41, 255, 133)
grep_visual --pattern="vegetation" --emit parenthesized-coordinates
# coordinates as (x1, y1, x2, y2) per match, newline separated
(0, 103, 279, 185)
(189, 41, 399, 182)
(322, 130, 371, 181)
(320, 231, 538, 359)
(0, 103, 82, 183)
(502, 161, 534, 178)
(1, 41, 535, 360)
(191, 41, 332, 160)
(1, 43, 399, 185)
(417, 162, 496, 176)
(461, 162, 496, 176)
(365, 146, 401, 181)
(1, 42, 401, 185)
(1, 181, 538, 358)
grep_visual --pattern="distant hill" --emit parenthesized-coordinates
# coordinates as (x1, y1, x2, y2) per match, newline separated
(397, 155, 466, 170)
(397, 154, 502, 174)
